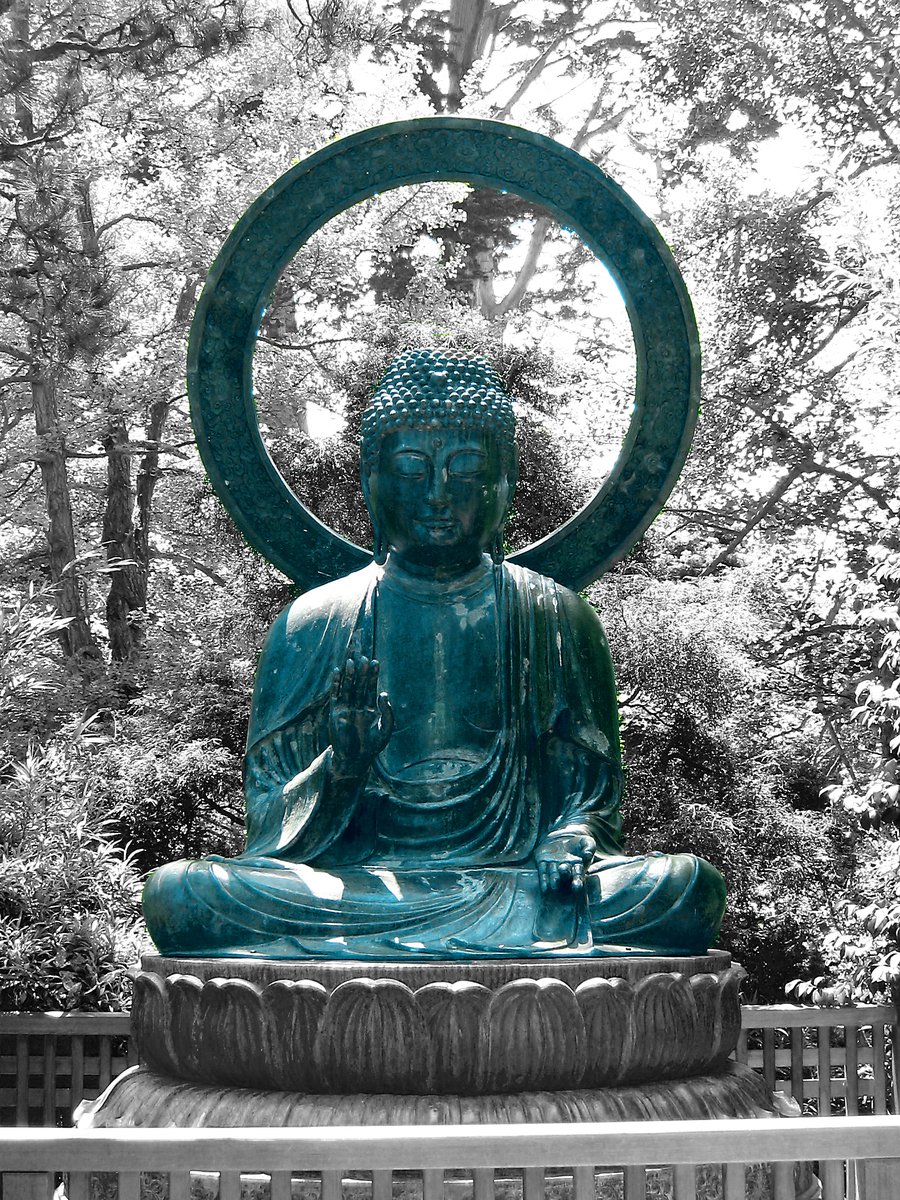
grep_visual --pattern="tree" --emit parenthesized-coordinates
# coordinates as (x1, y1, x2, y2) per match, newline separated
(2, 0, 897, 1005)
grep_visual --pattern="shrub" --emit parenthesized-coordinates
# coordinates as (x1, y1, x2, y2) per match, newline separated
(0, 736, 144, 1011)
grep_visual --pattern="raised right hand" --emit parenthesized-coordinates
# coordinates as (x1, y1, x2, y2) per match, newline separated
(329, 653, 394, 780)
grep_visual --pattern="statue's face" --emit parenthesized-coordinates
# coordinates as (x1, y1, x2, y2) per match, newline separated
(365, 427, 514, 570)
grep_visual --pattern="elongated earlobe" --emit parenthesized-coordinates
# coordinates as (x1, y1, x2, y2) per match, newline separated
(373, 528, 387, 565)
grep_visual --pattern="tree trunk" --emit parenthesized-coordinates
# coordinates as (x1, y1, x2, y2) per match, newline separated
(134, 396, 170, 576)
(102, 414, 147, 661)
(12, 3, 100, 663)
(128, 274, 205, 650)
(32, 375, 100, 661)
(445, 0, 499, 111)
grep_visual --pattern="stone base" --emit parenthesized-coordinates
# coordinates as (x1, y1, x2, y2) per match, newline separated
(80, 1060, 774, 1126)
(135, 953, 743, 1094)
(77, 1063, 819, 1199)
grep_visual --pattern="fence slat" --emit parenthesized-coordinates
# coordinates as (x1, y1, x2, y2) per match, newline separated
(572, 1165, 594, 1200)
(741, 1004, 896, 1028)
(2, 1114, 899, 1172)
(845, 1026, 860, 1116)
(67, 1170, 91, 1200)
(723, 1162, 744, 1200)
(98, 1036, 112, 1091)
(745, 1047, 876, 1071)
(671, 1163, 694, 1200)
(622, 1164, 644, 1199)
(789, 1027, 804, 1103)
(118, 1172, 141, 1200)
(863, 1157, 900, 1199)
(372, 1169, 393, 1200)
(872, 1022, 887, 1115)
(41, 1037, 56, 1127)
(522, 1167, 543, 1200)
(473, 1167, 494, 1200)
(734, 1029, 748, 1063)
(423, 1167, 444, 1200)
(169, 1171, 192, 1200)
(763, 1027, 776, 1094)
(1, 1174, 55, 1200)
(819, 1159, 844, 1200)
(818, 1028, 832, 1115)
(15, 1036, 29, 1126)
(70, 1035, 85, 1113)
(772, 1161, 794, 1200)
(0, 1014, 131, 1036)
(321, 1169, 342, 1200)
(220, 1171, 243, 1200)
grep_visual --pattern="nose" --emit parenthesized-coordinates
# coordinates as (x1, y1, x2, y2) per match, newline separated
(426, 466, 450, 507)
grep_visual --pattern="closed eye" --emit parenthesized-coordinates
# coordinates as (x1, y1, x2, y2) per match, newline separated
(448, 450, 487, 476)
(391, 452, 429, 477)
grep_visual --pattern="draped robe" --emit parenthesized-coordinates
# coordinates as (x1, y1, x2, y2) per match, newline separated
(143, 561, 726, 959)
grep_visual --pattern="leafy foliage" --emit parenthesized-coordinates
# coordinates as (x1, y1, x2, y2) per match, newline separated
(2, 0, 899, 1010)
(0, 733, 143, 1011)
(596, 567, 844, 1000)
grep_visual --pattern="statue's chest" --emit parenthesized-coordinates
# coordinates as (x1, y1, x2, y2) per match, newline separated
(375, 583, 500, 779)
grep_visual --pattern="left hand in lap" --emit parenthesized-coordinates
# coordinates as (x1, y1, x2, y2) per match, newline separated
(535, 833, 596, 895)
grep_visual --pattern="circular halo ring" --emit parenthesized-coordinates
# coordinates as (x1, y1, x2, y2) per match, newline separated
(188, 117, 700, 592)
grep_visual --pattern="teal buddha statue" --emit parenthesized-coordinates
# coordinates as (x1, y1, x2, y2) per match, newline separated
(143, 349, 726, 960)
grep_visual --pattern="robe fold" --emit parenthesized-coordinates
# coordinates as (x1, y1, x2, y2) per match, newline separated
(143, 562, 726, 959)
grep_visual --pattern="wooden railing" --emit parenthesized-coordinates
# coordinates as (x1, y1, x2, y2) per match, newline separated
(0, 1012, 133, 1127)
(2, 1117, 900, 1200)
(739, 1003, 899, 1116)
(3, 1003, 897, 1127)
(2, 1004, 898, 1199)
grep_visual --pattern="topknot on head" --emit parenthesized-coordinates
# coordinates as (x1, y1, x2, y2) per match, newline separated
(360, 348, 516, 470)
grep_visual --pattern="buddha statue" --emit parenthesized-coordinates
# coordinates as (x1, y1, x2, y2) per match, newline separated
(143, 348, 726, 960)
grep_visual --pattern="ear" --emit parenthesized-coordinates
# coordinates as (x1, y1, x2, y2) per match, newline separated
(361, 462, 374, 510)
(508, 444, 520, 494)
(502, 445, 519, 512)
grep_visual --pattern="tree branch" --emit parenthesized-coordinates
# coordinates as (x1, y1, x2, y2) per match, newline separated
(23, 27, 173, 65)
(120, 260, 173, 272)
(700, 461, 811, 575)
(257, 335, 359, 351)
(97, 212, 169, 236)
(0, 340, 33, 364)
(493, 31, 573, 119)
(794, 294, 878, 367)
(150, 549, 227, 587)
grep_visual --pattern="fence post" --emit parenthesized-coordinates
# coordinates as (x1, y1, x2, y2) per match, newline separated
(861, 1158, 900, 1200)
(2, 1174, 55, 1200)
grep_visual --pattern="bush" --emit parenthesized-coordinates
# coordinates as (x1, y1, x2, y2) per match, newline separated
(0, 735, 144, 1011)
(595, 567, 845, 1001)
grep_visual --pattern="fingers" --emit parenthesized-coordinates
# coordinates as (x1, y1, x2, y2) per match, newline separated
(377, 690, 394, 742)
(536, 851, 585, 893)
(337, 656, 355, 704)
(334, 654, 381, 708)
(563, 863, 583, 891)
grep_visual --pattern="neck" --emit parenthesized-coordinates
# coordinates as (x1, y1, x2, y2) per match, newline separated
(384, 550, 491, 585)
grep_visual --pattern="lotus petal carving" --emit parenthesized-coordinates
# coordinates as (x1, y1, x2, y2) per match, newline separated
(132, 964, 745, 1095)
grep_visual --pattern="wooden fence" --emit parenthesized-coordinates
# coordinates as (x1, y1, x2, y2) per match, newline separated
(2, 1116, 900, 1200)
(738, 1004, 899, 1116)
(1, 1004, 899, 1200)
(0, 1012, 133, 1127)
(3, 1004, 896, 1127)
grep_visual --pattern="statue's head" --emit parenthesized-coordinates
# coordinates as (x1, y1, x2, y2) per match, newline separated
(361, 349, 518, 571)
